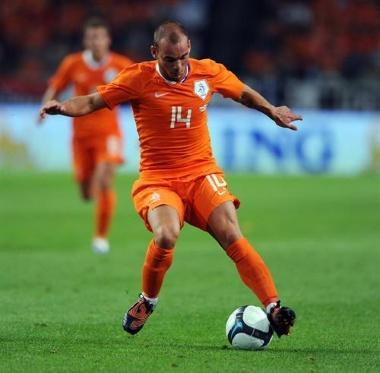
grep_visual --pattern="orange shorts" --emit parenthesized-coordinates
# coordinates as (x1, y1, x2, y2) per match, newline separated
(72, 134, 124, 182)
(132, 173, 240, 232)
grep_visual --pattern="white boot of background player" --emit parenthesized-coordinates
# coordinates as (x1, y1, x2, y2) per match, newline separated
(92, 237, 110, 254)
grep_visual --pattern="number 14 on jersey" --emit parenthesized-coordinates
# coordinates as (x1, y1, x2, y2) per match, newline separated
(170, 106, 192, 128)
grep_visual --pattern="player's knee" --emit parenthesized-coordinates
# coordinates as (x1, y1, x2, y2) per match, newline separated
(97, 164, 114, 190)
(79, 180, 93, 201)
(80, 189, 93, 201)
(99, 174, 113, 190)
(154, 225, 179, 249)
(82, 195, 92, 202)
(223, 229, 242, 248)
(216, 224, 242, 249)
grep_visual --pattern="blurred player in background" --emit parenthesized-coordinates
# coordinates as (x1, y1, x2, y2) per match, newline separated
(40, 21, 299, 337)
(38, 18, 133, 254)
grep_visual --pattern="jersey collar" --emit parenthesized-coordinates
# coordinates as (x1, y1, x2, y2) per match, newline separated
(155, 63, 190, 85)
(82, 50, 110, 69)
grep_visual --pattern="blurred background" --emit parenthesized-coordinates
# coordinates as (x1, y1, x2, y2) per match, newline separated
(1, 2, 380, 370)
(1, 0, 380, 174)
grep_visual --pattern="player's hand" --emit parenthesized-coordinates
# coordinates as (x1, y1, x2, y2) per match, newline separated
(36, 115, 44, 126)
(39, 100, 66, 120)
(271, 106, 302, 131)
(36, 112, 46, 125)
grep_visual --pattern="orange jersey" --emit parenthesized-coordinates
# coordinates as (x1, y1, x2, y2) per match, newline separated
(97, 58, 245, 178)
(49, 51, 133, 139)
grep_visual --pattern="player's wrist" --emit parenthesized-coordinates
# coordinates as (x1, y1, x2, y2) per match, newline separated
(263, 104, 276, 121)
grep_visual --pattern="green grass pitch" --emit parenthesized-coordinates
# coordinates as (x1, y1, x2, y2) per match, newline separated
(0, 172, 379, 372)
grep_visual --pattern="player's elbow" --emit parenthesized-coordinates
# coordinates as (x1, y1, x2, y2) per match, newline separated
(238, 91, 255, 109)
(70, 96, 100, 117)
(88, 98, 97, 112)
(88, 93, 106, 113)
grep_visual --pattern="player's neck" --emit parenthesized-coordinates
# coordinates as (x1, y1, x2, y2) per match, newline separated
(93, 52, 107, 62)
(83, 50, 110, 69)
(156, 63, 189, 84)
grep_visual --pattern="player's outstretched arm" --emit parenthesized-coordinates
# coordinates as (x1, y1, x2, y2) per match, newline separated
(39, 93, 106, 120)
(237, 85, 303, 131)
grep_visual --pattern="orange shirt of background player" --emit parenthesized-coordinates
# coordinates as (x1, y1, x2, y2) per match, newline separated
(97, 58, 245, 178)
(49, 51, 133, 139)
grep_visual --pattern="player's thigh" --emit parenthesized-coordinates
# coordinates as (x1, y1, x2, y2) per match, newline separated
(92, 134, 123, 190)
(148, 205, 182, 248)
(94, 161, 116, 190)
(132, 180, 185, 234)
(187, 173, 240, 232)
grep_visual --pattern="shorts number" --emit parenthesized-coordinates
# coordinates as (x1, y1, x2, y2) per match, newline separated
(206, 174, 227, 195)
(171, 106, 192, 128)
(107, 135, 121, 157)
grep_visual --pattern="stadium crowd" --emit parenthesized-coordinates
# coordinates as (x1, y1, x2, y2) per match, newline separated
(1, 0, 379, 109)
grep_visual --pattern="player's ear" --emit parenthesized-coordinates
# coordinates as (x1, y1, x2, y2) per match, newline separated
(150, 45, 158, 59)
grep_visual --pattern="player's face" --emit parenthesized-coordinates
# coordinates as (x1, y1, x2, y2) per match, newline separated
(83, 27, 111, 60)
(154, 38, 191, 82)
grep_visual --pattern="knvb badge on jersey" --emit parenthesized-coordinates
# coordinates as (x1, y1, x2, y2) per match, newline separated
(194, 80, 209, 100)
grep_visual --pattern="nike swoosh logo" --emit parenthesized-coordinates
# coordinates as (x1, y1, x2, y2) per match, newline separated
(154, 92, 169, 98)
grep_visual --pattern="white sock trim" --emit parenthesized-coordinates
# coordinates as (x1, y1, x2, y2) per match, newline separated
(266, 302, 277, 314)
(142, 293, 159, 305)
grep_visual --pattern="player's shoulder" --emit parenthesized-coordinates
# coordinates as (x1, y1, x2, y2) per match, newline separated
(138, 60, 156, 74)
(190, 58, 228, 76)
(118, 60, 156, 77)
(62, 52, 83, 65)
(110, 52, 134, 66)
(55, 52, 84, 71)
(112, 61, 156, 90)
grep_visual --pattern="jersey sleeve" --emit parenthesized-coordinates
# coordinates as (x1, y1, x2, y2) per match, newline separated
(209, 60, 245, 100)
(48, 55, 75, 92)
(97, 64, 142, 109)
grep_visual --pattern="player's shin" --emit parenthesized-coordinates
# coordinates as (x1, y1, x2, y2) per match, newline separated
(95, 189, 116, 238)
(226, 238, 278, 307)
(142, 240, 174, 300)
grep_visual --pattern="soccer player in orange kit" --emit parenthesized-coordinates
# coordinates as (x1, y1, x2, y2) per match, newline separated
(40, 21, 300, 337)
(38, 18, 133, 254)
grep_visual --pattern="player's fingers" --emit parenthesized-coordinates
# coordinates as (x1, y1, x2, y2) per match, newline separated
(291, 114, 303, 121)
(276, 119, 297, 131)
(281, 121, 298, 131)
(279, 105, 289, 111)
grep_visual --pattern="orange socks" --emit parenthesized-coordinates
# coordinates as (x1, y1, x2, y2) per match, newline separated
(140, 237, 276, 304)
(95, 189, 116, 238)
(226, 238, 278, 306)
(142, 240, 174, 298)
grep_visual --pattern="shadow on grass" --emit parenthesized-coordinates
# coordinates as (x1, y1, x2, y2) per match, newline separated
(265, 347, 379, 355)
(2, 335, 379, 356)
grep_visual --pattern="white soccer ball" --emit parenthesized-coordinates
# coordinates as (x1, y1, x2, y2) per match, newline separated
(226, 305, 273, 350)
